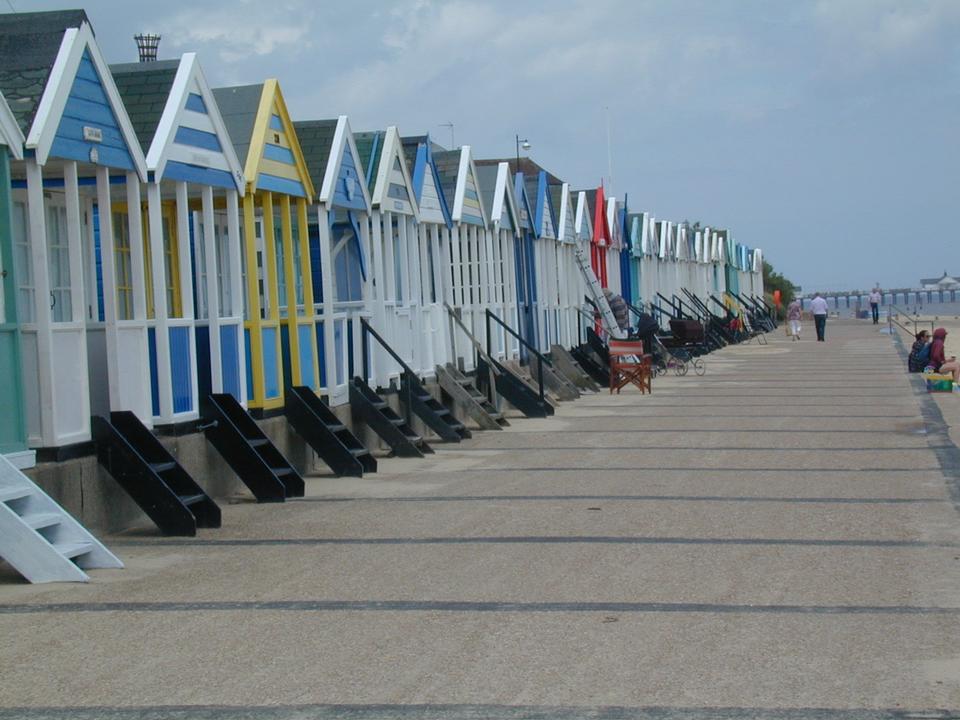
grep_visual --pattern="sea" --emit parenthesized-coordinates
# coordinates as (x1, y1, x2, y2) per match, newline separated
(801, 292, 960, 318)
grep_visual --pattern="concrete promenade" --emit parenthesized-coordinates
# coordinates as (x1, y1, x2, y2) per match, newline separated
(1, 320, 959, 718)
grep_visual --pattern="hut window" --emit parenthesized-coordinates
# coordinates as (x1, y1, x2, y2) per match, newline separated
(113, 212, 134, 321)
(45, 202, 72, 322)
(273, 214, 287, 318)
(290, 213, 304, 314)
(214, 212, 233, 317)
(11, 200, 34, 324)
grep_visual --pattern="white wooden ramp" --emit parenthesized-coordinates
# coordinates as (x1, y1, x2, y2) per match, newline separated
(0, 454, 123, 583)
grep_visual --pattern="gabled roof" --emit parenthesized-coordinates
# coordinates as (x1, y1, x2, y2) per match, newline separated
(553, 182, 577, 245)
(0, 10, 88, 134)
(356, 126, 417, 217)
(293, 118, 338, 196)
(400, 134, 450, 226)
(352, 130, 383, 193)
(920, 272, 960, 286)
(431, 146, 486, 227)
(573, 190, 593, 244)
(296, 115, 370, 211)
(212, 80, 313, 198)
(0, 11, 146, 177)
(211, 84, 261, 170)
(432, 149, 460, 212)
(113, 54, 244, 192)
(110, 59, 180, 153)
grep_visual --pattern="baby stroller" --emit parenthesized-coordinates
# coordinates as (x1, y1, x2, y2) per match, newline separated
(650, 334, 706, 376)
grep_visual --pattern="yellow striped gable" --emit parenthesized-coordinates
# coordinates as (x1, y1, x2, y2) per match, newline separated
(247, 79, 314, 198)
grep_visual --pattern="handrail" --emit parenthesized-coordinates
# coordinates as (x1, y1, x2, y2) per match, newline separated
(360, 318, 417, 424)
(887, 304, 934, 337)
(485, 308, 548, 406)
(682, 289, 719, 321)
(443, 303, 501, 377)
(655, 292, 683, 319)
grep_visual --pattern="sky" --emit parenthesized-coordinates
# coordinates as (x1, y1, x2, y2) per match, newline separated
(10, 0, 960, 292)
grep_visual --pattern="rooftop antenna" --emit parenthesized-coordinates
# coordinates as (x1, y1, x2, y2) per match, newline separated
(134, 33, 161, 62)
(439, 122, 455, 149)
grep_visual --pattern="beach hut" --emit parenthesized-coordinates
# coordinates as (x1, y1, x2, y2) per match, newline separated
(352, 126, 423, 386)
(0, 11, 150, 453)
(576, 186, 610, 290)
(475, 160, 521, 362)
(111, 53, 247, 426)
(605, 195, 624, 299)
(572, 189, 594, 341)
(401, 134, 452, 371)
(510, 167, 539, 356)
(521, 162, 560, 353)
(293, 116, 371, 406)
(212, 80, 318, 413)
(549, 181, 580, 349)
(0, 91, 29, 465)
(433, 145, 495, 367)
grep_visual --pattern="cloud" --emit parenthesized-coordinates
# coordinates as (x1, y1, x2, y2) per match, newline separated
(164, 0, 317, 63)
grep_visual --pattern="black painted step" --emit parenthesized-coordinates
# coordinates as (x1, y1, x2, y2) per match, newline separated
(350, 377, 429, 457)
(476, 357, 552, 418)
(202, 394, 303, 501)
(93, 412, 220, 536)
(286, 386, 376, 477)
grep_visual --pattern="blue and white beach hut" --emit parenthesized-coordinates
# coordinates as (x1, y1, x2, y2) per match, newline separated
(112, 53, 247, 425)
(475, 160, 522, 362)
(402, 134, 453, 371)
(0, 11, 150, 453)
(294, 116, 371, 406)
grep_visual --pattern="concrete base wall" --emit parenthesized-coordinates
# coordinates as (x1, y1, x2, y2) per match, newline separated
(23, 378, 466, 535)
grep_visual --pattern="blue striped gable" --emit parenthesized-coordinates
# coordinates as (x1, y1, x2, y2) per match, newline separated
(174, 126, 222, 152)
(263, 143, 295, 165)
(184, 93, 207, 114)
(461, 171, 484, 227)
(164, 160, 237, 190)
(332, 141, 366, 211)
(51, 49, 134, 170)
(257, 172, 306, 197)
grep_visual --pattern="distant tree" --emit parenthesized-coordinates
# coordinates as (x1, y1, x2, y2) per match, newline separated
(762, 260, 798, 317)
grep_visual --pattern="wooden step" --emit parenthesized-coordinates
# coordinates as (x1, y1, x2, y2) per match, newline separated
(23, 512, 61, 531)
(0, 485, 33, 503)
(149, 461, 176, 474)
(52, 541, 94, 559)
(178, 494, 207, 507)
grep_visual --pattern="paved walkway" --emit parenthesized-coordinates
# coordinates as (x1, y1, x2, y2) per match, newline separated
(2, 320, 959, 719)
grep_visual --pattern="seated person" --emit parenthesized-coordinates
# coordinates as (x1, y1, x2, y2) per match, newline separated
(908, 330, 930, 373)
(928, 327, 960, 382)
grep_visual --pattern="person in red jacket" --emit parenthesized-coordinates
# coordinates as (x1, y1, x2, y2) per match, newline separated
(929, 327, 960, 382)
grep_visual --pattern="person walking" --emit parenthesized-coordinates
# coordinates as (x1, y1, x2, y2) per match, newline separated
(810, 292, 829, 342)
(869, 287, 882, 325)
(786, 298, 802, 340)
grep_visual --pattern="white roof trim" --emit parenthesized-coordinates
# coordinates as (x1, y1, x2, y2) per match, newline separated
(451, 146, 488, 227)
(371, 125, 419, 220)
(147, 53, 245, 193)
(27, 23, 146, 179)
(557, 183, 574, 244)
(319, 115, 372, 210)
(491, 162, 520, 237)
(0, 92, 24, 160)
